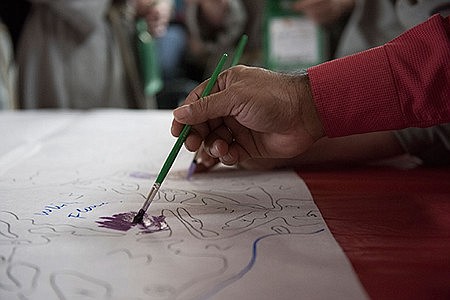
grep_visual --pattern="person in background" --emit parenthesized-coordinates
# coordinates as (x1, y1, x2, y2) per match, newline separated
(0, 1, 31, 53)
(0, 18, 16, 110)
(239, 0, 265, 66)
(17, 0, 172, 109)
(154, 0, 248, 109)
(184, 0, 247, 81)
(153, 0, 198, 109)
(170, 13, 450, 171)
(291, 0, 355, 26)
(290, 0, 356, 61)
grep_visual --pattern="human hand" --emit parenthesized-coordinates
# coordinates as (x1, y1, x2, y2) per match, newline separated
(135, 0, 173, 37)
(291, 0, 355, 25)
(171, 66, 325, 167)
(192, 145, 289, 173)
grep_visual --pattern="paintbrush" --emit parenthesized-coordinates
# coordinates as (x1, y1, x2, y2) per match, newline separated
(186, 34, 248, 180)
(133, 53, 228, 224)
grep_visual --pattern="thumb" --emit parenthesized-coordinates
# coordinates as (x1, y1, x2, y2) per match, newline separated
(173, 92, 232, 125)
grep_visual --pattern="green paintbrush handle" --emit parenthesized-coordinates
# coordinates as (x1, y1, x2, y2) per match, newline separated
(155, 53, 228, 184)
(231, 34, 248, 67)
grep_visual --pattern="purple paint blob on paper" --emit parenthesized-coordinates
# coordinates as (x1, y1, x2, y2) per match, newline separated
(97, 212, 135, 231)
(96, 212, 168, 233)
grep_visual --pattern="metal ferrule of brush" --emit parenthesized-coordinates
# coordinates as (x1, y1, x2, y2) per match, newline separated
(142, 182, 160, 212)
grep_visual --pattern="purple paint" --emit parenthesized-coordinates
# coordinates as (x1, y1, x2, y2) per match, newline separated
(96, 212, 168, 233)
(186, 162, 197, 180)
(141, 215, 169, 233)
(97, 212, 135, 231)
(129, 171, 154, 179)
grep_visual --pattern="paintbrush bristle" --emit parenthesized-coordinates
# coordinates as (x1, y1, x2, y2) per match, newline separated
(132, 209, 145, 224)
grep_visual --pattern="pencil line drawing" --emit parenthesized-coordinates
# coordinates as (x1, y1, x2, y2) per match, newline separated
(1, 169, 326, 299)
(50, 271, 113, 300)
(198, 229, 326, 300)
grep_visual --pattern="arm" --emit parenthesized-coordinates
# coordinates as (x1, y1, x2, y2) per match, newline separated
(308, 14, 450, 137)
(395, 123, 450, 166)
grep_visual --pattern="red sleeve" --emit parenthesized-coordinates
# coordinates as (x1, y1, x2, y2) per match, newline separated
(307, 14, 450, 137)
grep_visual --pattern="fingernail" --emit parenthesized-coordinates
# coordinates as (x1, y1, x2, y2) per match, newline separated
(222, 153, 233, 163)
(211, 144, 220, 157)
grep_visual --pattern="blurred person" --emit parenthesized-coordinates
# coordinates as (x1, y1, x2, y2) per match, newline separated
(17, 0, 172, 109)
(154, 0, 248, 109)
(0, 1, 31, 52)
(276, 0, 357, 63)
(0, 18, 16, 110)
(240, 0, 265, 66)
(291, 0, 355, 26)
(153, 0, 199, 109)
(184, 0, 247, 81)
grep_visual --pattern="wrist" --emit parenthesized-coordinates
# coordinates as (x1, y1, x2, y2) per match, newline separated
(296, 71, 325, 141)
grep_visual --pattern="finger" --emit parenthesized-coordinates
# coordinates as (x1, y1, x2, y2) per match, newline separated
(204, 138, 230, 158)
(184, 119, 223, 152)
(195, 148, 219, 173)
(219, 142, 252, 166)
(202, 122, 235, 154)
(173, 71, 232, 125)
(171, 119, 204, 152)
(172, 89, 212, 138)
(171, 118, 184, 137)
(184, 130, 203, 152)
(203, 136, 253, 167)
(209, 124, 234, 144)
(173, 91, 232, 125)
(219, 146, 238, 166)
(223, 116, 263, 157)
(182, 79, 219, 106)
